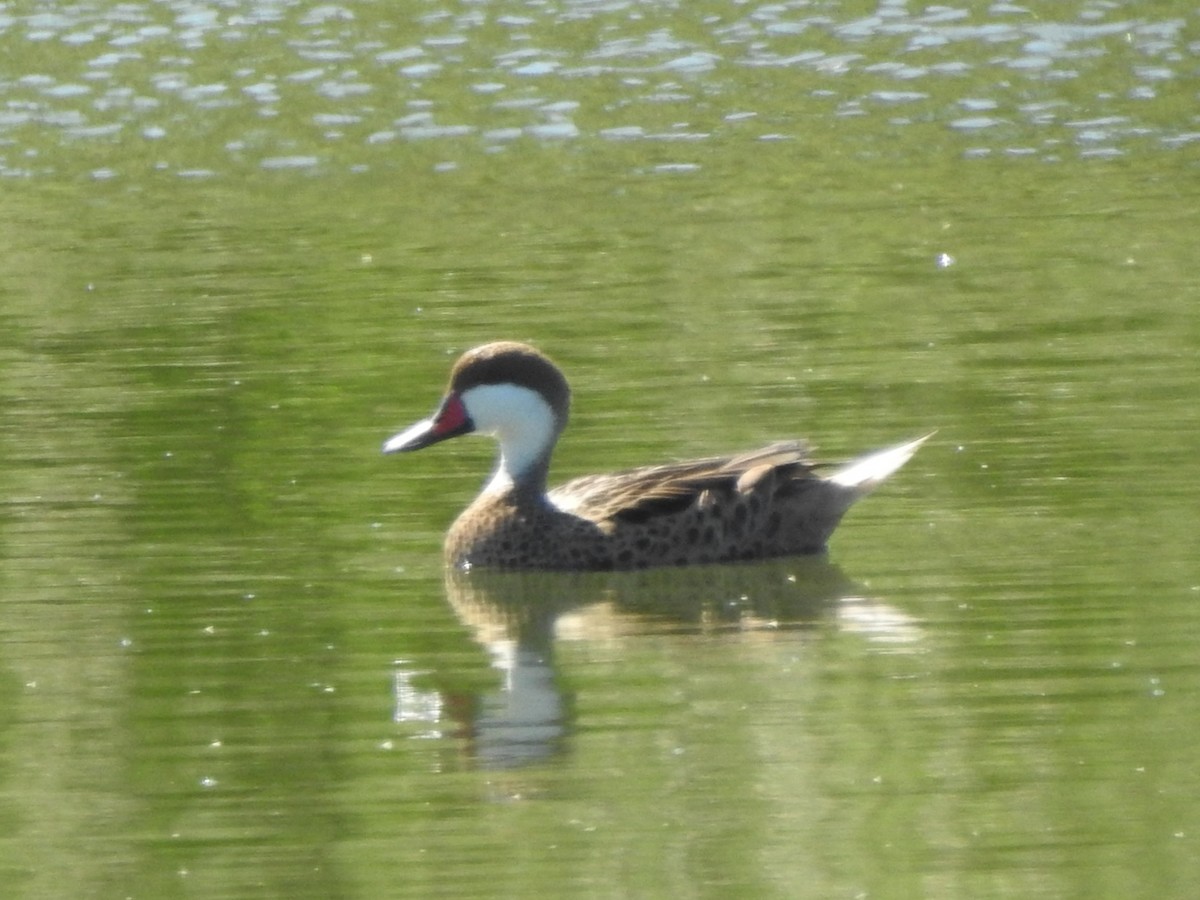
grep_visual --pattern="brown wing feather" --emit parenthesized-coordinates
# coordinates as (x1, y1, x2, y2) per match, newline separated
(549, 441, 817, 524)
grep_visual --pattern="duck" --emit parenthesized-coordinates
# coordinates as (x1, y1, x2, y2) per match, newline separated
(383, 341, 929, 571)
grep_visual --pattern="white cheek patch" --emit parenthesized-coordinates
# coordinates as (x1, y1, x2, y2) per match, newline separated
(460, 383, 559, 482)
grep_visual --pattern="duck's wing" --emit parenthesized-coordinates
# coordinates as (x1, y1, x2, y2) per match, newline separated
(548, 440, 818, 525)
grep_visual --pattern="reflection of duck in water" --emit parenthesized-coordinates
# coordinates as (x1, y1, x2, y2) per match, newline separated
(400, 560, 918, 769)
(384, 342, 930, 571)
(445, 558, 863, 639)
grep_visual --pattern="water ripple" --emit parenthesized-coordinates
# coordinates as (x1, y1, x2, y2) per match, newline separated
(0, 0, 1192, 178)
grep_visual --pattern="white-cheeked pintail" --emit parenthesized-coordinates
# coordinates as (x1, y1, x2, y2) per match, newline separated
(384, 341, 930, 571)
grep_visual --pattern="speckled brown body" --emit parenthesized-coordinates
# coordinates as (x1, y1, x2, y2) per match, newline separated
(445, 442, 857, 571)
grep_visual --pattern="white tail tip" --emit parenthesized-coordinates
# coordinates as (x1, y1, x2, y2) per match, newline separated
(827, 432, 934, 492)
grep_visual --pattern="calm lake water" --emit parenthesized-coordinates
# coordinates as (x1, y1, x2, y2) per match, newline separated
(3, 1, 1199, 897)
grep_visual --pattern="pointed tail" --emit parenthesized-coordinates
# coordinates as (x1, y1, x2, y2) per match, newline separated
(827, 432, 934, 494)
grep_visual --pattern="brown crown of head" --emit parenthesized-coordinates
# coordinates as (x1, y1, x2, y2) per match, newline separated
(447, 342, 571, 424)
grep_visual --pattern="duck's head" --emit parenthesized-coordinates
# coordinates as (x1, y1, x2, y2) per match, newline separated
(383, 341, 571, 488)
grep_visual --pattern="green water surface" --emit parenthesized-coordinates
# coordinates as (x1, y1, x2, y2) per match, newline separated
(2, 2, 1198, 897)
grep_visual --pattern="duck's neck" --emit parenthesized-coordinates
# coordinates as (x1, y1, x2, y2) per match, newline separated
(461, 383, 560, 500)
(483, 452, 551, 500)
